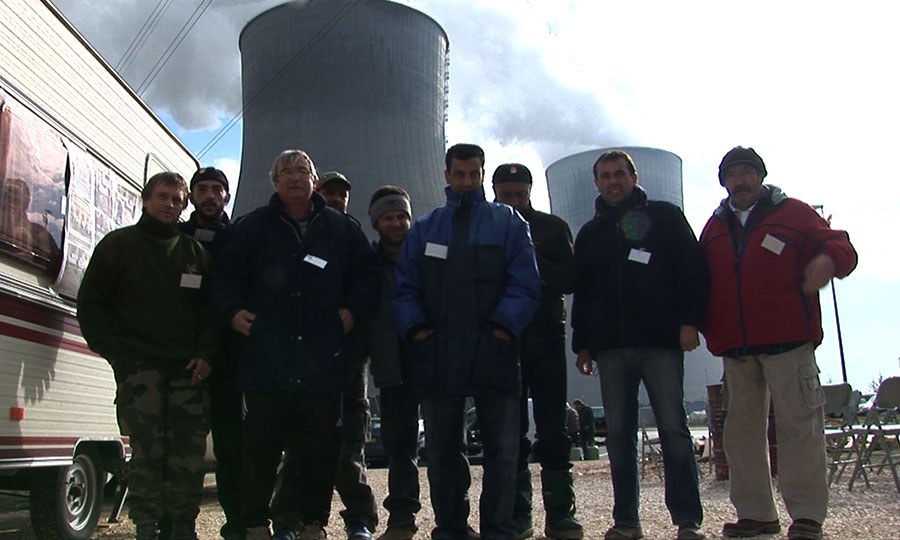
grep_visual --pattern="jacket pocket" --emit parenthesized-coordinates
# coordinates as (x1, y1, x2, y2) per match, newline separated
(799, 361, 825, 409)
(409, 332, 437, 390)
(472, 332, 520, 396)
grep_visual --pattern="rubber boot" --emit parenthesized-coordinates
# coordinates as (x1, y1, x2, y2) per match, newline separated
(540, 470, 583, 540)
(513, 469, 534, 539)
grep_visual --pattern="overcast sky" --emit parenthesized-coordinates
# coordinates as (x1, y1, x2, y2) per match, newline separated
(51, 0, 900, 392)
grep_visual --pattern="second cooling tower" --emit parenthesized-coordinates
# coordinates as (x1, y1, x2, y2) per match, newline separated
(234, 0, 449, 227)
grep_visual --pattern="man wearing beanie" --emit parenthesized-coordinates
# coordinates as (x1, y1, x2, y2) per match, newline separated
(572, 150, 708, 540)
(174, 167, 244, 540)
(366, 186, 421, 540)
(700, 146, 858, 540)
(78, 172, 215, 540)
(392, 143, 540, 540)
(491, 163, 582, 540)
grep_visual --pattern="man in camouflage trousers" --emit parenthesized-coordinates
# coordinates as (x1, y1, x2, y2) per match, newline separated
(78, 172, 216, 540)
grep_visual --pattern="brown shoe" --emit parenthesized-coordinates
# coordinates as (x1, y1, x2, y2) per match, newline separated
(722, 519, 780, 538)
(787, 519, 822, 540)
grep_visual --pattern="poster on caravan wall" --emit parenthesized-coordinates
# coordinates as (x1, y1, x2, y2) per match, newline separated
(56, 144, 140, 299)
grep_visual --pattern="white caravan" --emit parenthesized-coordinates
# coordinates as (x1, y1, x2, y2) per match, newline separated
(0, 0, 198, 538)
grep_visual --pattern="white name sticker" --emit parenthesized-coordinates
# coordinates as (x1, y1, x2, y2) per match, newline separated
(180, 274, 202, 289)
(304, 254, 328, 269)
(761, 234, 785, 255)
(627, 248, 652, 265)
(193, 229, 215, 242)
(424, 242, 448, 260)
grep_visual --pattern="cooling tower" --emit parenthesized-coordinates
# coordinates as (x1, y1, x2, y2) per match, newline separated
(234, 0, 449, 233)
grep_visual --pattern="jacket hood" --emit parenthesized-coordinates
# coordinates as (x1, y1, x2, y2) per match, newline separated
(593, 185, 648, 221)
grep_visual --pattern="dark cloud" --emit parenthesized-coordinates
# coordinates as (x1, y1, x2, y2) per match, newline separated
(53, 0, 616, 162)
(53, 0, 284, 130)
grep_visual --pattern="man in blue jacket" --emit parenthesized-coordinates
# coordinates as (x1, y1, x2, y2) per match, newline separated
(392, 144, 541, 540)
(211, 149, 382, 540)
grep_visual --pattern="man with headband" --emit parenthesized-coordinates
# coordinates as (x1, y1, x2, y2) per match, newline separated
(366, 186, 421, 540)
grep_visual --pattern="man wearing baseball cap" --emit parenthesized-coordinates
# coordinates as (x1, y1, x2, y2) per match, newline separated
(492, 163, 583, 540)
(317, 171, 352, 214)
(178, 167, 243, 540)
(700, 147, 857, 540)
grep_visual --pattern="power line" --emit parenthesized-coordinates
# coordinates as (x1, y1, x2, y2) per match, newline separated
(116, 0, 173, 75)
(136, 0, 214, 96)
(197, 0, 362, 159)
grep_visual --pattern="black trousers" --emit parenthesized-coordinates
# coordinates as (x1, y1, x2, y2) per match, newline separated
(241, 389, 341, 529)
(517, 333, 573, 472)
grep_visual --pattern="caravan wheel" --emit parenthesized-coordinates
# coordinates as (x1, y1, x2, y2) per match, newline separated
(29, 449, 103, 540)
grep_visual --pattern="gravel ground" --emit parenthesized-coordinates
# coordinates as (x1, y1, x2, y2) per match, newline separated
(2, 459, 898, 540)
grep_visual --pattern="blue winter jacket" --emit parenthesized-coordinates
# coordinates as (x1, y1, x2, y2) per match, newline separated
(391, 186, 541, 397)
(211, 192, 381, 392)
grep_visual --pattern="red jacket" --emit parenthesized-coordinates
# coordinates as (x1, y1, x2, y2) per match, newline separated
(699, 186, 857, 357)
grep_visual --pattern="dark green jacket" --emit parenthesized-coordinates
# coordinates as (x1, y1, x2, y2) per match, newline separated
(77, 212, 217, 372)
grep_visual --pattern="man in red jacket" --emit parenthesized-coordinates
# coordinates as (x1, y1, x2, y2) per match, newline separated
(699, 147, 858, 540)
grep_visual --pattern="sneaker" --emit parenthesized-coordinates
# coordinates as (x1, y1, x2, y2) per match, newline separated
(345, 522, 372, 540)
(603, 524, 643, 540)
(375, 526, 417, 540)
(722, 519, 780, 538)
(677, 523, 706, 540)
(787, 519, 823, 540)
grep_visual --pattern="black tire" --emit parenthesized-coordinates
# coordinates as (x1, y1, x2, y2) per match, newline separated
(29, 448, 103, 540)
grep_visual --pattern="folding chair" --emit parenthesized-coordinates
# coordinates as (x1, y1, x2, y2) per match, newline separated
(847, 376, 900, 492)
(822, 383, 860, 486)
(639, 407, 663, 479)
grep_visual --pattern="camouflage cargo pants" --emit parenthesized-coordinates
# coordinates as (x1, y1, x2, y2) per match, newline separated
(115, 365, 210, 525)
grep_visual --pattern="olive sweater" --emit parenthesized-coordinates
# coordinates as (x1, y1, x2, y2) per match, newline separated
(77, 212, 217, 372)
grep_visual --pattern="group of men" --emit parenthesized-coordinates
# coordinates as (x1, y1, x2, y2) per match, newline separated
(77, 143, 856, 540)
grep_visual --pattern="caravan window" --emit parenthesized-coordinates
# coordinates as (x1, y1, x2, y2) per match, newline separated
(0, 103, 66, 275)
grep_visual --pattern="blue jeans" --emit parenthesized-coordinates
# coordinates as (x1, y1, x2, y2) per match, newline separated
(596, 347, 702, 527)
(423, 394, 519, 540)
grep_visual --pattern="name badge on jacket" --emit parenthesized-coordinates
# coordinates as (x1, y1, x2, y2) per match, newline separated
(304, 254, 328, 269)
(627, 248, 651, 265)
(425, 242, 448, 260)
(761, 234, 785, 255)
(180, 274, 202, 289)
